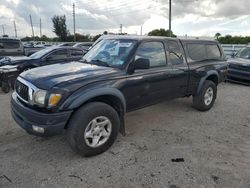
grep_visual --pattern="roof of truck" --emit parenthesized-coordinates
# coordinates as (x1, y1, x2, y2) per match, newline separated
(97, 35, 218, 43)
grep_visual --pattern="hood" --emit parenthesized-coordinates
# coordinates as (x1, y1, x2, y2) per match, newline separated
(228, 57, 250, 66)
(0, 56, 32, 66)
(20, 61, 122, 89)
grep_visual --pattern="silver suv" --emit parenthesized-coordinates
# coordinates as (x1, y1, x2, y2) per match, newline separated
(0, 37, 24, 57)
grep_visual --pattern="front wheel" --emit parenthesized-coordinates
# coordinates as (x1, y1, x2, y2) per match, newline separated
(67, 102, 120, 157)
(193, 80, 217, 111)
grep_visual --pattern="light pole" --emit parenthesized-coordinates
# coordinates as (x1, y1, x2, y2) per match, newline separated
(169, 0, 172, 37)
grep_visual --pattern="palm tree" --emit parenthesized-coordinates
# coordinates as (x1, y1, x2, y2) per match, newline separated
(215, 33, 221, 40)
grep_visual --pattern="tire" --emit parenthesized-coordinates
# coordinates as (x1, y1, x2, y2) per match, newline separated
(67, 102, 120, 157)
(1, 82, 10, 93)
(193, 80, 217, 112)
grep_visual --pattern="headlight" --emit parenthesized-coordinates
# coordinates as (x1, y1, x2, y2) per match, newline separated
(34, 90, 47, 106)
(48, 93, 62, 107)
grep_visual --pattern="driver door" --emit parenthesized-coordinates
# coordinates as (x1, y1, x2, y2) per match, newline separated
(123, 41, 175, 110)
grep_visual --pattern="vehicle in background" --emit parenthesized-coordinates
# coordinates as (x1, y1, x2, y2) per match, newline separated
(0, 46, 84, 71)
(0, 37, 24, 56)
(227, 46, 250, 85)
(73, 42, 93, 54)
(0, 46, 84, 93)
(24, 46, 45, 56)
(11, 36, 228, 157)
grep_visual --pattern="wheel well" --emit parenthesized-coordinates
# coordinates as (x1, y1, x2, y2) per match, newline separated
(64, 94, 126, 135)
(206, 74, 218, 85)
(85, 95, 125, 117)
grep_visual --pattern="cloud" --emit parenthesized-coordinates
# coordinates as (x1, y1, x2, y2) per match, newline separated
(0, 0, 250, 38)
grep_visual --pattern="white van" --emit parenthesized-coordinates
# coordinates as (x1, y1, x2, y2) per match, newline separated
(0, 37, 24, 57)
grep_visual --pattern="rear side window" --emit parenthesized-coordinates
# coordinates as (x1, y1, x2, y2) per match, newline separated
(167, 40, 183, 65)
(0, 41, 20, 49)
(135, 42, 166, 67)
(187, 44, 206, 61)
(71, 50, 84, 57)
(206, 44, 221, 58)
(187, 43, 221, 61)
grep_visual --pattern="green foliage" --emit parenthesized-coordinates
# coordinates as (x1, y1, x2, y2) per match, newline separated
(148, 28, 176, 37)
(52, 15, 69, 41)
(214, 33, 221, 40)
(66, 33, 91, 42)
(217, 34, 250, 44)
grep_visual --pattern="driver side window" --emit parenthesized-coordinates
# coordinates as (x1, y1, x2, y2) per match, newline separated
(135, 42, 167, 68)
(47, 50, 68, 60)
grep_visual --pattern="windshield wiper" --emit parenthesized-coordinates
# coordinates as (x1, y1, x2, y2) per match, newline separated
(92, 59, 110, 67)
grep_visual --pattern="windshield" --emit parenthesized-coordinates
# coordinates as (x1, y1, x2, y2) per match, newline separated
(29, 48, 53, 59)
(236, 47, 250, 59)
(82, 39, 137, 68)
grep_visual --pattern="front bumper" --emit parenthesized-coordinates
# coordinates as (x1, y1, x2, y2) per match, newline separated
(11, 92, 73, 137)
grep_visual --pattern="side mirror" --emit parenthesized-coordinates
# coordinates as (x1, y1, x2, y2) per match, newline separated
(231, 51, 236, 58)
(134, 58, 150, 70)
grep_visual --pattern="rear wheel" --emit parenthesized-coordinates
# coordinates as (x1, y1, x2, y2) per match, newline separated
(193, 80, 217, 111)
(67, 102, 120, 157)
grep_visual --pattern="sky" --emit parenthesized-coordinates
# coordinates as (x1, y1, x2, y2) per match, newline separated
(0, 0, 250, 38)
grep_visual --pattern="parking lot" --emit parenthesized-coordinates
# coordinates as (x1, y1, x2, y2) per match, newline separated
(0, 83, 250, 188)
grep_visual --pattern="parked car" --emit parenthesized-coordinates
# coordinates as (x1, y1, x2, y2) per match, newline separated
(0, 46, 84, 93)
(24, 46, 45, 56)
(0, 46, 84, 72)
(0, 37, 24, 56)
(11, 36, 227, 157)
(73, 42, 93, 54)
(227, 46, 250, 85)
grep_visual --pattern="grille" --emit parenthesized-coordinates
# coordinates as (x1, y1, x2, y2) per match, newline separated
(229, 64, 250, 72)
(16, 80, 29, 102)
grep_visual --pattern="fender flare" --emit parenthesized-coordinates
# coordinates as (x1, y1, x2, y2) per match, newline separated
(61, 87, 126, 111)
(196, 70, 219, 95)
(60, 87, 127, 135)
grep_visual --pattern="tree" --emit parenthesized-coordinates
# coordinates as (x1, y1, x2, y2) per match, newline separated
(148, 28, 176, 37)
(214, 33, 221, 40)
(52, 15, 69, 41)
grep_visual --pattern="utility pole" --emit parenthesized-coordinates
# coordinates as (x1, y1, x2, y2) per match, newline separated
(40, 18, 42, 38)
(169, 0, 172, 37)
(2, 25, 5, 35)
(140, 26, 143, 36)
(13, 21, 17, 38)
(120, 24, 123, 34)
(73, 3, 76, 42)
(29, 15, 35, 40)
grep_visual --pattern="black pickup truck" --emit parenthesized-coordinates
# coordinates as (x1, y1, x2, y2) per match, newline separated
(11, 36, 228, 156)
